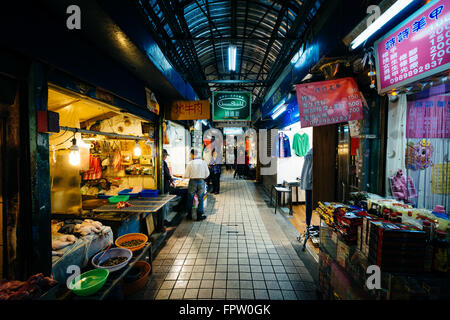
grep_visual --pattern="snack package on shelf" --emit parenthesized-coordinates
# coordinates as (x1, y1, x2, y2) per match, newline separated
(368, 221, 427, 273)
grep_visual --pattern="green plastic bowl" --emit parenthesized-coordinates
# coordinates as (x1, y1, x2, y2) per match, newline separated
(68, 269, 109, 296)
(108, 195, 130, 204)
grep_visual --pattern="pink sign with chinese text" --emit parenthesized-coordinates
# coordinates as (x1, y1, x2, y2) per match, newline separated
(406, 94, 450, 138)
(375, 0, 450, 93)
(296, 78, 363, 128)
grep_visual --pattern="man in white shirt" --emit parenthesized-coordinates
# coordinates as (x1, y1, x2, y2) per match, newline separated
(183, 149, 210, 221)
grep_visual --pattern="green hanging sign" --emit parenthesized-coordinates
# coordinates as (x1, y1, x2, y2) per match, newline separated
(212, 91, 251, 121)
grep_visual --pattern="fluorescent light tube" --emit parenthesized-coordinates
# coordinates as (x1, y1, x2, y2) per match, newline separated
(350, 0, 414, 50)
(228, 45, 236, 71)
(271, 105, 287, 120)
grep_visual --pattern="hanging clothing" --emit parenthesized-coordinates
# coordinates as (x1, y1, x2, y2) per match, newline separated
(389, 169, 417, 203)
(83, 155, 102, 180)
(300, 148, 313, 190)
(274, 132, 292, 158)
(292, 133, 310, 157)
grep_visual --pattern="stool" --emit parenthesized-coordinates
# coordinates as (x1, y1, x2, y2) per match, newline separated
(270, 185, 292, 214)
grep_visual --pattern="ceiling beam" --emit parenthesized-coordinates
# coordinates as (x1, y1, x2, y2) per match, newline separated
(140, 1, 187, 75)
(164, 37, 300, 41)
(256, 0, 323, 105)
(194, 80, 268, 84)
(251, 2, 288, 98)
(238, 0, 249, 81)
(205, 0, 221, 80)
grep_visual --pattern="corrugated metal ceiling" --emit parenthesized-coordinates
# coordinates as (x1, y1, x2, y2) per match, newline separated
(137, 0, 322, 105)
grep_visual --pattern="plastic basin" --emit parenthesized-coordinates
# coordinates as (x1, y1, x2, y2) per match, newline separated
(115, 233, 148, 252)
(108, 195, 130, 203)
(140, 189, 159, 198)
(118, 189, 140, 198)
(91, 247, 133, 272)
(121, 261, 151, 296)
(68, 269, 109, 296)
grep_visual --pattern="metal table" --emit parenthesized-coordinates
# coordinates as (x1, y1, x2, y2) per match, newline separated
(92, 195, 177, 213)
(93, 194, 176, 235)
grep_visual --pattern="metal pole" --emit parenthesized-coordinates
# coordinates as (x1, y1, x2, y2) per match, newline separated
(58, 126, 148, 140)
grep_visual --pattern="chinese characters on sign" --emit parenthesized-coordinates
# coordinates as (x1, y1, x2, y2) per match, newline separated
(375, 0, 450, 93)
(295, 78, 363, 128)
(406, 94, 450, 138)
(168, 100, 210, 120)
(212, 91, 251, 121)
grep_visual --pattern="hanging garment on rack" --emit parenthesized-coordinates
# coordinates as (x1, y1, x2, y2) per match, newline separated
(292, 133, 309, 157)
(274, 132, 292, 158)
(83, 155, 102, 180)
(300, 148, 313, 190)
(389, 169, 417, 203)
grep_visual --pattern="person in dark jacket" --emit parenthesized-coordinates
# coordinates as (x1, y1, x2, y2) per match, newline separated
(162, 149, 173, 194)
(162, 149, 174, 228)
(209, 150, 221, 194)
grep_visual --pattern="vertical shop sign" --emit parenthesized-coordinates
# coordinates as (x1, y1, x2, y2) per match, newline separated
(212, 91, 251, 121)
(374, 0, 450, 93)
(296, 77, 363, 128)
(406, 94, 450, 138)
(168, 100, 210, 120)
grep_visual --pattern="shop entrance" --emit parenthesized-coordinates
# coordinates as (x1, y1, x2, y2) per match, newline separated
(47, 84, 163, 283)
(274, 123, 319, 254)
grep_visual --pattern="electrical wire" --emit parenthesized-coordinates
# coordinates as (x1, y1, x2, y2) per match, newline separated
(53, 132, 76, 147)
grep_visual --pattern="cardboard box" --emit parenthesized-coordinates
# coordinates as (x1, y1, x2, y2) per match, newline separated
(330, 261, 367, 300)
(336, 239, 357, 272)
(320, 223, 338, 259)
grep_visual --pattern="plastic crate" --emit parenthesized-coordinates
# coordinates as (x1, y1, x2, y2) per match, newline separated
(118, 189, 140, 198)
(108, 195, 130, 203)
(140, 189, 159, 198)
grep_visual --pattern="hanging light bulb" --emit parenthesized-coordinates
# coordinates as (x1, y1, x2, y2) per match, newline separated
(134, 140, 142, 157)
(69, 137, 80, 166)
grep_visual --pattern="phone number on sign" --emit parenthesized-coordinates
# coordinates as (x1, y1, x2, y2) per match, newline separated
(388, 15, 450, 85)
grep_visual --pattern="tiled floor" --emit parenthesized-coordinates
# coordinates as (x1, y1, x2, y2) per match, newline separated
(131, 172, 317, 300)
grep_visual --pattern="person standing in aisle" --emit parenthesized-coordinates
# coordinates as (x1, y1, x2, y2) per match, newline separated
(161, 149, 175, 232)
(209, 149, 221, 194)
(184, 149, 210, 221)
(300, 148, 313, 227)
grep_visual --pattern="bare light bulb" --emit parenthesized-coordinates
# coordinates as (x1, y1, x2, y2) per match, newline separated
(134, 141, 141, 157)
(69, 138, 80, 166)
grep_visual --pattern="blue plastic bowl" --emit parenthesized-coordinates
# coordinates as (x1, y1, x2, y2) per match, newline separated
(92, 247, 133, 273)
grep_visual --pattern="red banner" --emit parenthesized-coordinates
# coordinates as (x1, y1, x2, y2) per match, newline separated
(296, 78, 363, 128)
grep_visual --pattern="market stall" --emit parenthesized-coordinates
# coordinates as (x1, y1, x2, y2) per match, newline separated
(316, 193, 449, 300)
(45, 85, 164, 297)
